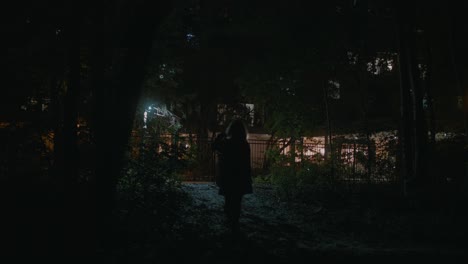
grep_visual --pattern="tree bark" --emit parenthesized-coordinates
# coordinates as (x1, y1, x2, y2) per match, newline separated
(323, 79, 334, 179)
(396, 1, 427, 197)
(90, 0, 173, 252)
(446, 5, 468, 195)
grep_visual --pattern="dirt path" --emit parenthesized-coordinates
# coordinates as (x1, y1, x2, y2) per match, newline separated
(181, 182, 314, 244)
(173, 182, 465, 262)
(175, 182, 318, 262)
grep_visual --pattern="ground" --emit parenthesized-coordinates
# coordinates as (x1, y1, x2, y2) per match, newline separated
(130, 182, 467, 263)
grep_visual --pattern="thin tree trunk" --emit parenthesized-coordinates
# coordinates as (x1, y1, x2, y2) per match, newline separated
(396, 4, 415, 197)
(423, 43, 437, 190)
(60, 2, 84, 255)
(446, 7, 468, 195)
(447, 8, 468, 141)
(356, 59, 372, 184)
(424, 46, 436, 146)
(50, 76, 62, 168)
(62, 19, 80, 190)
(354, 0, 372, 186)
(353, 141, 357, 175)
(323, 80, 334, 180)
(396, 2, 427, 197)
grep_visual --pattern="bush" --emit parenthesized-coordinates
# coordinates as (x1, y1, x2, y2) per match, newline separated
(116, 133, 190, 242)
(269, 164, 298, 202)
(262, 145, 337, 203)
(258, 136, 401, 203)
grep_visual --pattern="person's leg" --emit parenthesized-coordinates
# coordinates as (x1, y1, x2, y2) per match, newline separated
(224, 195, 233, 222)
(230, 195, 242, 233)
(224, 194, 238, 232)
(233, 195, 242, 221)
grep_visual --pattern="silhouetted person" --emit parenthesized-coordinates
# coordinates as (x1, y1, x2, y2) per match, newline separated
(212, 119, 252, 234)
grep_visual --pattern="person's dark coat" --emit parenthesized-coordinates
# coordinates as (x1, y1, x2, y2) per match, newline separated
(213, 135, 252, 196)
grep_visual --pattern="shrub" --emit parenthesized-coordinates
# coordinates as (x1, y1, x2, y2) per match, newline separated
(116, 133, 189, 241)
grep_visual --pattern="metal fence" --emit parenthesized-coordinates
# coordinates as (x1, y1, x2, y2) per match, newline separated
(130, 133, 398, 184)
(248, 139, 398, 184)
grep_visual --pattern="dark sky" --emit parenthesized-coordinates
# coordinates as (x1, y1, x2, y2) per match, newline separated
(3, 0, 468, 127)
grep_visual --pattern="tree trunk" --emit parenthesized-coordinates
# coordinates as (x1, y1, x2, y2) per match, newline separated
(396, 2, 427, 197)
(355, 56, 372, 184)
(423, 42, 437, 191)
(57, 2, 84, 255)
(62, 17, 80, 190)
(91, 0, 173, 252)
(323, 79, 334, 179)
(447, 8, 468, 195)
(424, 46, 436, 146)
(354, 1, 373, 186)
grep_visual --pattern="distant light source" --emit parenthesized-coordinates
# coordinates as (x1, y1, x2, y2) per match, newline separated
(186, 33, 195, 41)
(387, 60, 394, 71)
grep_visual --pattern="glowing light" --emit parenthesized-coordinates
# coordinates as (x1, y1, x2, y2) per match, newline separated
(30, 98, 38, 105)
(387, 59, 394, 71)
(186, 33, 195, 42)
(0, 122, 10, 129)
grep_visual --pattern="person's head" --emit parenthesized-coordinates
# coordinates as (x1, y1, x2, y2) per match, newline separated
(226, 119, 247, 140)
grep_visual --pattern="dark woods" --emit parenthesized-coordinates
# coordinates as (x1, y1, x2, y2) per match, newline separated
(2, 0, 468, 261)
(3, 0, 175, 258)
